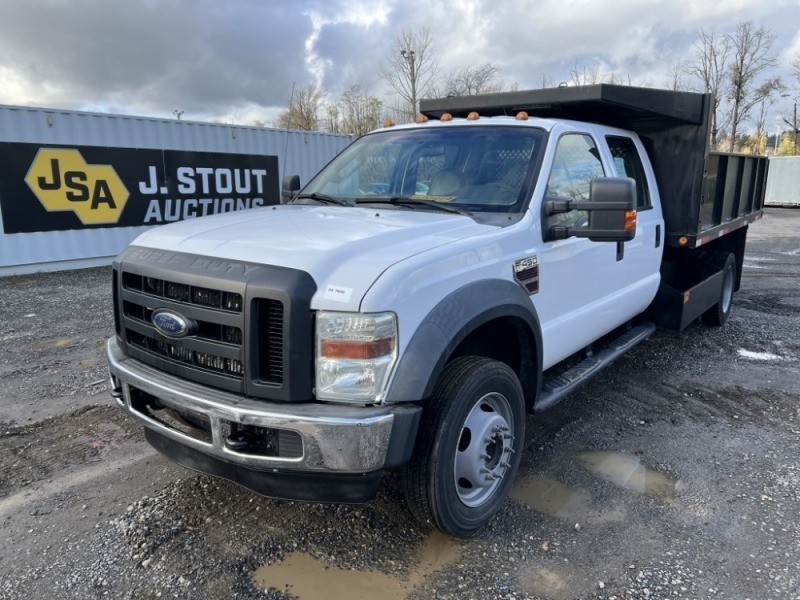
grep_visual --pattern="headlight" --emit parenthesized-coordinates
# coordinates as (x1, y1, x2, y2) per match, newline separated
(315, 312, 397, 403)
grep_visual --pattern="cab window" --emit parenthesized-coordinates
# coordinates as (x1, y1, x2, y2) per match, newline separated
(545, 134, 605, 227)
(606, 136, 651, 209)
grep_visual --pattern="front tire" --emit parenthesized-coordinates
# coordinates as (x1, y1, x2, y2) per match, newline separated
(401, 356, 525, 537)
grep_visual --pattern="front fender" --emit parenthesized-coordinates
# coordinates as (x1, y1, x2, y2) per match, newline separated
(384, 279, 542, 405)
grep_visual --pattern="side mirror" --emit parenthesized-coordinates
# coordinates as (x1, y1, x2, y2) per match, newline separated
(281, 175, 301, 203)
(545, 177, 637, 242)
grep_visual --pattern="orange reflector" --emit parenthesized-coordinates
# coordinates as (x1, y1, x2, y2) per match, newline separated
(516, 111, 529, 120)
(624, 209, 637, 231)
(416, 114, 429, 123)
(678, 236, 688, 246)
(467, 111, 480, 120)
(440, 112, 453, 122)
(321, 338, 393, 360)
(383, 118, 395, 128)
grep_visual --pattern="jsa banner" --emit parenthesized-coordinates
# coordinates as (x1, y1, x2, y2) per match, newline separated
(0, 143, 279, 234)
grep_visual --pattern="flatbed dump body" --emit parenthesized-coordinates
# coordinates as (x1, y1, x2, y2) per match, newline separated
(420, 84, 766, 248)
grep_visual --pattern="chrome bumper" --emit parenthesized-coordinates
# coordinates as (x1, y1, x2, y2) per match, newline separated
(106, 337, 419, 474)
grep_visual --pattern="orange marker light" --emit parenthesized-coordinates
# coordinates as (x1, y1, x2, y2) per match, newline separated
(321, 338, 394, 360)
(516, 111, 529, 120)
(467, 111, 480, 120)
(678, 236, 688, 246)
(383, 118, 395, 128)
(416, 114, 429, 123)
(440, 112, 453, 122)
(624, 209, 637, 231)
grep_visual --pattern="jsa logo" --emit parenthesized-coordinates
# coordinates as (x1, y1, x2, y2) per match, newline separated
(25, 149, 129, 224)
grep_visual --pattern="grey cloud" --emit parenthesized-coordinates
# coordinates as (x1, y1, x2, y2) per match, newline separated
(0, 0, 315, 115)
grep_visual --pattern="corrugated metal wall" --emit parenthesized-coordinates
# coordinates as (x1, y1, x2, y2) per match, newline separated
(0, 104, 352, 275)
(765, 157, 800, 207)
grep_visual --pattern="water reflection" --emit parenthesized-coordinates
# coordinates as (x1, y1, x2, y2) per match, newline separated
(576, 451, 679, 503)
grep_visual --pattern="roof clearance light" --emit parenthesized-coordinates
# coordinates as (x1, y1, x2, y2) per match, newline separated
(516, 111, 529, 120)
(416, 114, 429, 123)
(467, 111, 480, 120)
(383, 118, 395, 128)
(440, 112, 453, 122)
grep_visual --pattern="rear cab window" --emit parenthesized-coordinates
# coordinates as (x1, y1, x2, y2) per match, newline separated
(606, 136, 651, 210)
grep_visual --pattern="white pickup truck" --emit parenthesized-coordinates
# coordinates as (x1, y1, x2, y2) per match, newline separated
(106, 85, 765, 536)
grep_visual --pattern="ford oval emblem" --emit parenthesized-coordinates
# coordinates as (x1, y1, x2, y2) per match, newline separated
(152, 310, 192, 338)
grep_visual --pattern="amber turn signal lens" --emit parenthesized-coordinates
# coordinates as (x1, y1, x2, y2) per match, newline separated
(320, 338, 394, 359)
(624, 210, 637, 231)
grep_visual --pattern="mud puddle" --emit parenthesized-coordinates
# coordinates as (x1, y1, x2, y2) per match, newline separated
(511, 450, 679, 523)
(510, 475, 596, 521)
(576, 450, 679, 503)
(252, 531, 462, 599)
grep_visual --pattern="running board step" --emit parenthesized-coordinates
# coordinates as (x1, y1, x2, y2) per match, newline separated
(534, 322, 656, 412)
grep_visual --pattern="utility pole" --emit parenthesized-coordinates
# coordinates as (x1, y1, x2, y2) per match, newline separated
(401, 49, 416, 119)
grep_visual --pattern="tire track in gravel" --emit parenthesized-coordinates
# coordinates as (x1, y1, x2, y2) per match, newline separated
(0, 404, 144, 496)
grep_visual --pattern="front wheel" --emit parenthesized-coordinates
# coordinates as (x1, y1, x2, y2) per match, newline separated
(401, 356, 525, 537)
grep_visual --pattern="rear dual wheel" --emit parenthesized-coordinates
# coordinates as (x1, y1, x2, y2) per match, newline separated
(701, 252, 737, 326)
(402, 356, 525, 537)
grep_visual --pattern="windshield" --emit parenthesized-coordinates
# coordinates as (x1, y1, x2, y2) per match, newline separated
(302, 125, 545, 213)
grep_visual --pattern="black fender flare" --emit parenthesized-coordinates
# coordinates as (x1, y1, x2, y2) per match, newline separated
(384, 279, 543, 408)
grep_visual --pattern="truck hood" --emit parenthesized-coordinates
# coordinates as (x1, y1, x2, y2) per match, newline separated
(130, 205, 494, 310)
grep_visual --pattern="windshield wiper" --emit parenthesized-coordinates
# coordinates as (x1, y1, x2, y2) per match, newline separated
(355, 196, 471, 216)
(293, 192, 351, 206)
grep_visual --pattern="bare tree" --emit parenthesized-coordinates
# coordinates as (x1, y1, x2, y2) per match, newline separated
(567, 61, 632, 86)
(749, 95, 772, 154)
(276, 83, 326, 131)
(336, 85, 384, 136)
(725, 22, 779, 152)
(325, 104, 341, 133)
(441, 62, 504, 96)
(381, 28, 439, 121)
(538, 74, 557, 88)
(666, 61, 689, 91)
(569, 62, 604, 86)
(687, 29, 731, 148)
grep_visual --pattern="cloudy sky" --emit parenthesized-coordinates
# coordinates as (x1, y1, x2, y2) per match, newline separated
(0, 0, 798, 128)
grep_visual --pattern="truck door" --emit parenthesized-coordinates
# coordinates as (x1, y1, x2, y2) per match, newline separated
(536, 131, 660, 368)
(604, 134, 664, 292)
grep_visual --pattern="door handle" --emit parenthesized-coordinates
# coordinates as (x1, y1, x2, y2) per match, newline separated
(655, 224, 661, 248)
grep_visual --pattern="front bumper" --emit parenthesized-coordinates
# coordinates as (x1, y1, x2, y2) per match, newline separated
(106, 338, 420, 501)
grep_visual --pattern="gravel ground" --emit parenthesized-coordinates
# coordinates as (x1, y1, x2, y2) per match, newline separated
(1, 208, 799, 600)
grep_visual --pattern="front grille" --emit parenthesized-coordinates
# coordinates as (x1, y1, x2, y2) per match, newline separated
(255, 299, 284, 385)
(123, 272, 243, 312)
(126, 330, 245, 377)
(114, 248, 316, 402)
(119, 271, 263, 389)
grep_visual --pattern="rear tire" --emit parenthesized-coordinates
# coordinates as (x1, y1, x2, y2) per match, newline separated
(401, 356, 525, 537)
(701, 252, 736, 326)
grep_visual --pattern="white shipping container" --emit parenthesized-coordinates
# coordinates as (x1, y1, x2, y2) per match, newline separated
(0, 104, 352, 275)
(765, 156, 800, 207)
